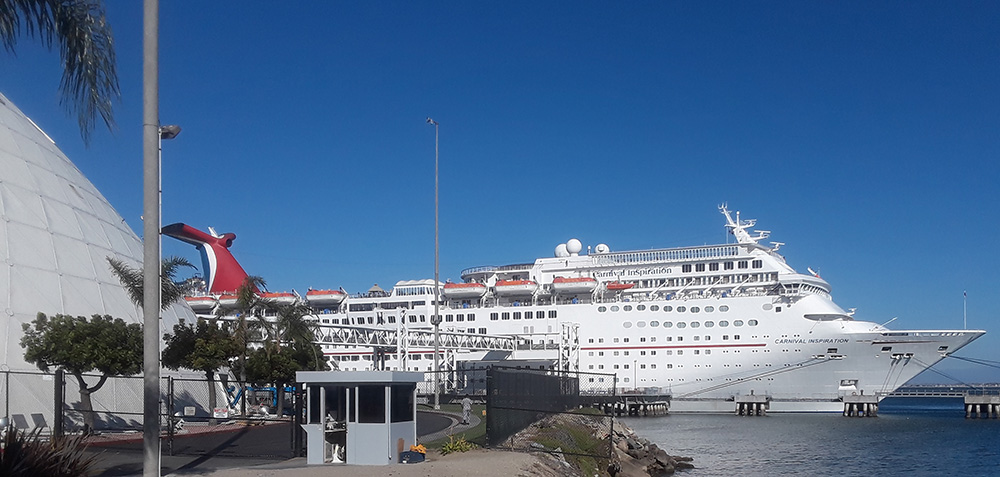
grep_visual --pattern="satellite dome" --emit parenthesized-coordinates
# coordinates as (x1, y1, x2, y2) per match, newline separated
(554, 243, 569, 257)
(566, 238, 582, 256)
(595, 243, 610, 253)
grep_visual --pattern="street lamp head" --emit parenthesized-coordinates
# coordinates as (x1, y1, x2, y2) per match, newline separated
(426, 117, 438, 126)
(159, 124, 181, 140)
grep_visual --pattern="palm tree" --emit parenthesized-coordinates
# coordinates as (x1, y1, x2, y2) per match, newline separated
(107, 256, 194, 310)
(1, 0, 120, 144)
(219, 275, 270, 415)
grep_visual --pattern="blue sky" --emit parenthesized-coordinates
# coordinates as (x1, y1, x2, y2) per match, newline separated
(2, 2, 998, 380)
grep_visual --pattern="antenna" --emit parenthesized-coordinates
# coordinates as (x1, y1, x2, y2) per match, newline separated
(880, 317, 897, 327)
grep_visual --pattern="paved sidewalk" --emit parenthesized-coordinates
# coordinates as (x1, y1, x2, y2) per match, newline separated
(418, 409, 481, 443)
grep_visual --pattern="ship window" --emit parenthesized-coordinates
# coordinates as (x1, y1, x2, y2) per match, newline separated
(695, 263, 705, 272)
(705, 306, 714, 312)
(762, 303, 773, 311)
(666, 336, 673, 342)
(525, 311, 533, 319)
(691, 307, 700, 313)
(611, 306, 620, 312)
(938, 346, 948, 351)
(468, 313, 476, 321)
(666, 350, 673, 355)
(409, 315, 417, 323)
(748, 319, 758, 326)
(704, 321, 714, 328)
(513, 312, 521, 320)
(667, 364, 673, 368)
(549, 310, 557, 318)
(456, 314, 464, 322)
(723, 335, 729, 340)
(720, 305, 730, 312)
(614, 338, 619, 343)
(663, 322, 673, 328)
(624, 305, 633, 312)
(694, 349, 700, 354)
(752, 260, 762, 269)
(694, 336, 700, 341)
(738, 261, 748, 269)
(598, 306, 607, 313)
(623, 322, 633, 329)
(650, 320, 660, 327)
(637, 321, 646, 328)
(691, 322, 701, 328)
(827, 348, 838, 354)
(651, 305, 660, 311)
(677, 350, 684, 355)
(445, 314, 453, 322)
(637, 304, 646, 311)
(599, 338, 605, 343)
(664, 306, 673, 312)
(724, 261, 734, 270)
(677, 322, 687, 329)
(775, 307, 782, 312)
(479, 328, 486, 334)
(501, 312, 510, 320)
(882, 346, 892, 352)
(677, 306, 686, 312)
(682, 264, 692, 273)
(734, 320, 744, 327)
(709, 263, 719, 271)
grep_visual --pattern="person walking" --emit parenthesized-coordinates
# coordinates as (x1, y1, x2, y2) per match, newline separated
(461, 395, 473, 425)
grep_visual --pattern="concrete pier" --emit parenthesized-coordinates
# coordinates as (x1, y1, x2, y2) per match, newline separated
(964, 395, 1000, 419)
(843, 394, 879, 417)
(735, 394, 769, 416)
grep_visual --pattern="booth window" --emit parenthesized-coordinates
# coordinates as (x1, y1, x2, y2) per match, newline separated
(357, 385, 386, 423)
(391, 384, 416, 422)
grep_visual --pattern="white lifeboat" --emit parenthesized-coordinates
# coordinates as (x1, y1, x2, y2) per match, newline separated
(443, 282, 487, 299)
(306, 289, 347, 307)
(217, 294, 239, 309)
(494, 279, 538, 296)
(552, 277, 598, 294)
(184, 295, 217, 312)
(261, 292, 297, 305)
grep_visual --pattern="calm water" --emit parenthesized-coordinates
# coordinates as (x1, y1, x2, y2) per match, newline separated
(621, 398, 1000, 476)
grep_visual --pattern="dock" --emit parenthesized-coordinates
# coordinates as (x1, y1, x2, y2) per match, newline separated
(843, 394, 879, 417)
(964, 395, 1000, 419)
(735, 393, 769, 416)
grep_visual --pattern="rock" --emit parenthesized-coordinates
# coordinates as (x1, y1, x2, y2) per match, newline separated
(675, 460, 695, 470)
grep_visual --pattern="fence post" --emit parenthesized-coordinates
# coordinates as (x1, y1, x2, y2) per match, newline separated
(293, 383, 304, 457)
(54, 369, 64, 438)
(485, 367, 493, 448)
(167, 377, 174, 456)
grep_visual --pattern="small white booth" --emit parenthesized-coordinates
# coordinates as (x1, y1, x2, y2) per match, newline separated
(296, 371, 424, 465)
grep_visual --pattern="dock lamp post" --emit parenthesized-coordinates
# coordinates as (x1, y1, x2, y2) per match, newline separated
(427, 117, 441, 410)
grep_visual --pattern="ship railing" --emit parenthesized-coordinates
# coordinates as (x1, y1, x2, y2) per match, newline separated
(460, 263, 534, 278)
(593, 244, 741, 266)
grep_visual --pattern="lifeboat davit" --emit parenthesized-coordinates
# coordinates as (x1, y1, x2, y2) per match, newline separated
(443, 282, 487, 299)
(184, 295, 217, 312)
(494, 279, 538, 296)
(306, 289, 347, 307)
(552, 277, 598, 294)
(261, 292, 297, 305)
(606, 281, 635, 291)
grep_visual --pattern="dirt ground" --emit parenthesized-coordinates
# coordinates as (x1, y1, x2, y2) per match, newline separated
(202, 450, 564, 477)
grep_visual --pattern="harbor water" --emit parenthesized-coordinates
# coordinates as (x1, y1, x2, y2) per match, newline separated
(621, 397, 1000, 476)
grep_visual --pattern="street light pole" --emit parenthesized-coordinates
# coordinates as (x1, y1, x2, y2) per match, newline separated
(142, 1, 161, 475)
(426, 117, 440, 410)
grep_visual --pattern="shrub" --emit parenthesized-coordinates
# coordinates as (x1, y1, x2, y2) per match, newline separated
(439, 434, 478, 455)
(0, 426, 96, 476)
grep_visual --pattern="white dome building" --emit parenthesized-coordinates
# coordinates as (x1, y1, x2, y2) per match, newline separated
(0, 91, 194, 373)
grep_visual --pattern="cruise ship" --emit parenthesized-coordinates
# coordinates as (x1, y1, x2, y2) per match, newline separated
(168, 206, 985, 412)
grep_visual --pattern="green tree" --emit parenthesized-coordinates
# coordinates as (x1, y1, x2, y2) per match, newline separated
(1, 0, 120, 144)
(107, 256, 194, 310)
(20, 313, 142, 433)
(161, 319, 241, 423)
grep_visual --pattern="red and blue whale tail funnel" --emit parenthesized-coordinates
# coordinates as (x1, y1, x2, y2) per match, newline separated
(162, 223, 253, 294)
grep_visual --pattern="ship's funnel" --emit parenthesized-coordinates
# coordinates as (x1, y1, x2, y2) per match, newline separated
(162, 223, 253, 294)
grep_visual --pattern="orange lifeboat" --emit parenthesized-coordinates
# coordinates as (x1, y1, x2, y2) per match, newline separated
(306, 289, 347, 307)
(606, 281, 635, 291)
(217, 294, 239, 308)
(443, 282, 488, 299)
(552, 277, 598, 294)
(494, 279, 538, 296)
(184, 295, 217, 312)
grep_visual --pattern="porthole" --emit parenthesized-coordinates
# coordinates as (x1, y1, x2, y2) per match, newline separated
(624, 305, 633, 312)
(623, 321, 633, 329)
(664, 306, 673, 312)
(734, 320, 744, 327)
(691, 322, 701, 328)
(637, 321, 646, 328)
(705, 321, 715, 328)
(705, 306, 715, 312)
(650, 320, 660, 327)
(677, 306, 687, 312)
(719, 320, 729, 327)
(691, 307, 700, 313)
(650, 305, 660, 311)
(677, 322, 687, 329)
(598, 306, 607, 313)
(748, 319, 759, 326)
(611, 305, 620, 312)
(719, 305, 730, 312)
(762, 304, 773, 311)
(663, 321, 673, 328)
(637, 304, 646, 311)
